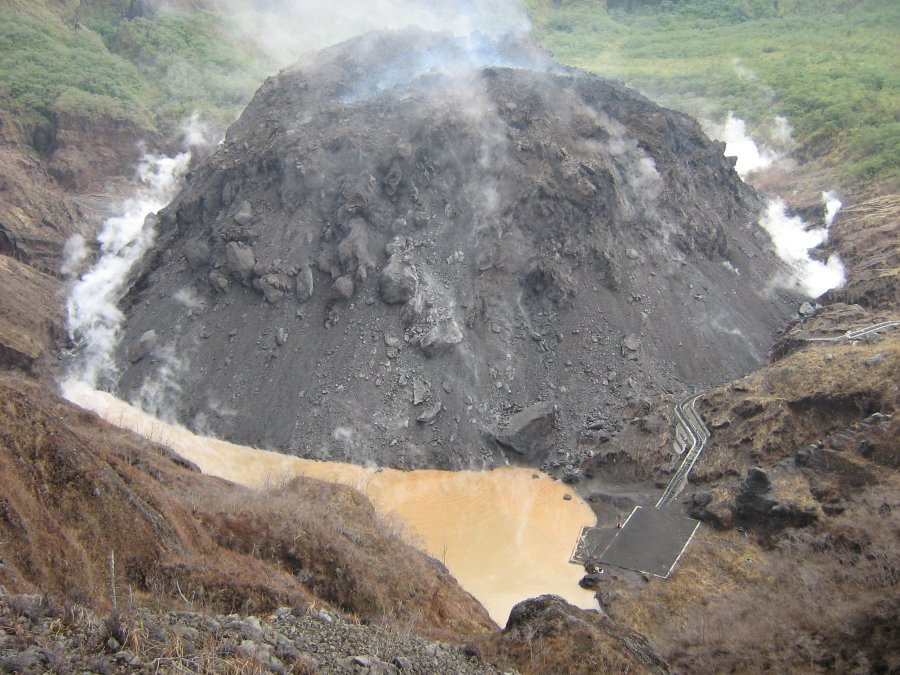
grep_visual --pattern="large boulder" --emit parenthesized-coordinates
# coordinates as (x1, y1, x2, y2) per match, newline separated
(733, 466, 818, 529)
(742, 466, 771, 494)
(497, 401, 557, 459)
(255, 273, 291, 304)
(420, 321, 463, 357)
(330, 275, 355, 302)
(295, 264, 314, 303)
(485, 595, 670, 674)
(338, 219, 376, 277)
(182, 239, 210, 269)
(127, 329, 157, 363)
(233, 200, 253, 226)
(379, 259, 418, 304)
(225, 242, 255, 284)
(208, 270, 230, 293)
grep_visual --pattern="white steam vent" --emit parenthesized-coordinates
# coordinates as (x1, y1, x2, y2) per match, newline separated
(759, 195, 845, 298)
(823, 190, 843, 227)
(64, 113, 222, 390)
(65, 151, 191, 388)
(704, 113, 780, 179)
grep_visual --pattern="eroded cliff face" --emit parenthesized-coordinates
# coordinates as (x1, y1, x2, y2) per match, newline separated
(0, 100, 166, 373)
(113, 28, 799, 471)
(0, 110, 74, 371)
(824, 193, 900, 310)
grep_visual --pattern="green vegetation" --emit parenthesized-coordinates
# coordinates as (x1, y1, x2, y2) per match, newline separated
(108, 11, 269, 121)
(0, 2, 273, 140)
(1, 0, 895, 186)
(0, 10, 147, 126)
(525, 0, 900, 185)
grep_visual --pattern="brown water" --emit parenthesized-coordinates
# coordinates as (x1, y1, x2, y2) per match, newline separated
(62, 380, 597, 624)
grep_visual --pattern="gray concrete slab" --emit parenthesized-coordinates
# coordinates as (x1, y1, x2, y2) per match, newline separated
(597, 506, 700, 578)
(570, 526, 617, 564)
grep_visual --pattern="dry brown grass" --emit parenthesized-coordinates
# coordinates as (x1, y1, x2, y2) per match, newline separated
(193, 476, 495, 638)
(770, 472, 820, 510)
(827, 193, 900, 311)
(478, 595, 669, 675)
(609, 472, 900, 673)
(0, 373, 494, 638)
(693, 335, 898, 482)
(605, 316, 900, 672)
(611, 529, 768, 639)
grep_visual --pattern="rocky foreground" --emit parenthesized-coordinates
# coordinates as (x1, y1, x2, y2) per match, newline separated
(0, 596, 499, 674)
(0, 592, 674, 674)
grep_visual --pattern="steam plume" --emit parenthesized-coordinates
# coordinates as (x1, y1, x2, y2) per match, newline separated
(702, 112, 844, 298)
(704, 113, 782, 179)
(213, 0, 532, 67)
(65, 152, 190, 388)
(64, 114, 220, 389)
(133, 342, 186, 423)
(180, 111, 218, 154)
(823, 190, 842, 227)
(759, 198, 845, 298)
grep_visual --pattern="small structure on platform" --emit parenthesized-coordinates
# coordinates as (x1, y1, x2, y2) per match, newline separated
(571, 506, 700, 578)
(570, 526, 618, 564)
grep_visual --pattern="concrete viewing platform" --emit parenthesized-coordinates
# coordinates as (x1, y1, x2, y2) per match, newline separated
(569, 391, 705, 578)
(571, 506, 700, 578)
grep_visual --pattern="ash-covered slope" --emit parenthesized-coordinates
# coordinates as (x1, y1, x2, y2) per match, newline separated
(115, 28, 798, 471)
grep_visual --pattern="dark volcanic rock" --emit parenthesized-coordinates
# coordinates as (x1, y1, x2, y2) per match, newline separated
(330, 275, 355, 302)
(488, 595, 670, 674)
(734, 467, 778, 521)
(114, 28, 799, 469)
(379, 259, 418, 304)
(743, 466, 771, 493)
(225, 241, 255, 284)
(295, 264, 314, 302)
(127, 329, 157, 364)
(691, 491, 713, 508)
(497, 401, 557, 460)
(733, 466, 818, 529)
(420, 320, 464, 357)
(579, 573, 604, 589)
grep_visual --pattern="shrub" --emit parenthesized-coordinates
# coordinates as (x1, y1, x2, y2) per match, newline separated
(0, 10, 146, 121)
(0, 4, 273, 141)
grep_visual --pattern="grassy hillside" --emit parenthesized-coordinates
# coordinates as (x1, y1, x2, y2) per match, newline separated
(3, 0, 895, 188)
(0, 1, 272, 139)
(525, 0, 899, 186)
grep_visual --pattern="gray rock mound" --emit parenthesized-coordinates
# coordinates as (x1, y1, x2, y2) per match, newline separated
(114, 27, 799, 471)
